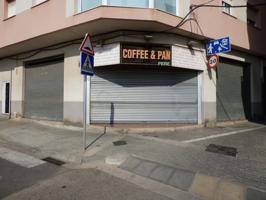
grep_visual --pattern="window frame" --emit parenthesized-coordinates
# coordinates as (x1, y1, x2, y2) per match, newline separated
(246, 3, 260, 28)
(6, 0, 16, 19)
(77, 0, 180, 16)
(78, 0, 102, 13)
(32, 0, 49, 8)
(222, 1, 231, 15)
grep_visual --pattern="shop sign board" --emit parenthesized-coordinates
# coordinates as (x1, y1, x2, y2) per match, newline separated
(207, 37, 231, 55)
(121, 44, 171, 66)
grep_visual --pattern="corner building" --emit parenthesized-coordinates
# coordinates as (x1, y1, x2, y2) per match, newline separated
(0, 0, 265, 125)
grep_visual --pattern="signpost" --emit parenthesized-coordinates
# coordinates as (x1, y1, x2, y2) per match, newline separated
(207, 36, 231, 55)
(80, 33, 94, 150)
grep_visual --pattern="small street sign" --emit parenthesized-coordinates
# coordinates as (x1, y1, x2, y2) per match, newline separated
(80, 33, 94, 56)
(81, 52, 94, 76)
(207, 37, 231, 55)
(79, 33, 95, 151)
(208, 55, 219, 69)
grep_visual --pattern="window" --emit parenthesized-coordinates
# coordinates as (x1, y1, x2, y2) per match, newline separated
(6, 0, 16, 18)
(155, 0, 176, 15)
(79, 0, 102, 12)
(107, 0, 148, 8)
(76, 0, 177, 15)
(247, 4, 259, 27)
(222, 1, 231, 15)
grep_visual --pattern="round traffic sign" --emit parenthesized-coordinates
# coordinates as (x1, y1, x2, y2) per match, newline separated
(208, 55, 219, 69)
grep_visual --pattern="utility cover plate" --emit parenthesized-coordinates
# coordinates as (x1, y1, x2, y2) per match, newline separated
(206, 144, 237, 157)
(42, 157, 65, 166)
(113, 140, 127, 146)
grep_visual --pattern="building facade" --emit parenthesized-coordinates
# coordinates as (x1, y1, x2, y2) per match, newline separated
(0, 0, 265, 125)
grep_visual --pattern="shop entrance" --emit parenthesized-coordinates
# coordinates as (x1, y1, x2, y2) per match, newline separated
(24, 56, 64, 121)
(216, 58, 251, 121)
(90, 66, 199, 124)
(263, 67, 266, 119)
(1, 82, 10, 114)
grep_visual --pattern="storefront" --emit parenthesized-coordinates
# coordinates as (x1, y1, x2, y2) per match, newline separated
(24, 55, 64, 121)
(89, 43, 203, 124)
(216, 57, 251, 121)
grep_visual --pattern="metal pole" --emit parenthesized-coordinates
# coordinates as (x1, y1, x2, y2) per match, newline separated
(83, 75, 87, 150)
(87, 76, 91, 126)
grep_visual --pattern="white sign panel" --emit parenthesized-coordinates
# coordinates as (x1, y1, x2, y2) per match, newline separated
(94, 43, 120, 67)
(172, 45, 206, 71)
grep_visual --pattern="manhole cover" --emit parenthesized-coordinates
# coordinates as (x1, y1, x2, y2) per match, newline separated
(42, 157, 65, 166)
(113, 140, 127, 146)
(206, 144, 237, 157)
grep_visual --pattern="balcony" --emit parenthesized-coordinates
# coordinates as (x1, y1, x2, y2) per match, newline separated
(77, 0, 178, 16)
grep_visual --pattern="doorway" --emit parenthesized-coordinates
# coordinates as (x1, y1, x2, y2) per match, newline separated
(263, 67, 266, 119)
(2, 82, 10, 114)
(216, 58, 251, 121)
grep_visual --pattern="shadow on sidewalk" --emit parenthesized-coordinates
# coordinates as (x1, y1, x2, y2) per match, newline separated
(85, 126, 107, 150)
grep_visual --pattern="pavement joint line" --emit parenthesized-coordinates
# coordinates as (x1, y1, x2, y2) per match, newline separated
(0, 147, 46, 168)
(97, 164, 202, 200)
(181, 126, 265, 144)
(128, 134, 184, 147)
(127, 126, 266, 147)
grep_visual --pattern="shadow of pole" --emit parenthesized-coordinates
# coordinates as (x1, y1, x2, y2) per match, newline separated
(85, 126, 107, 150)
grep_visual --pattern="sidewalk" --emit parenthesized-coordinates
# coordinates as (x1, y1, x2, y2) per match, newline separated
(0, 118, 266, 200)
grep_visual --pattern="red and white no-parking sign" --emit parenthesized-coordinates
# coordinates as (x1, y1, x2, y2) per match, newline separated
(208, 55, 219, 69)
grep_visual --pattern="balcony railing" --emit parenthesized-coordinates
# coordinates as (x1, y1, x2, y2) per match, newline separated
(78, 0, 178, 16)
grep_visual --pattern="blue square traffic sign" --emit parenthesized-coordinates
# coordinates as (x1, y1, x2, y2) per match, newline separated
(81, 52, 94, 76)
(207, 37, 231, 55)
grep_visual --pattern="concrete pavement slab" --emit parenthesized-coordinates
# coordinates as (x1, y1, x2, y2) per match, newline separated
(168, 168, 195, 191)
(134, 160, 158, 177)
(216, 180, 246, 200)
(105, 152, 129, 166)
(97, 165, 202, 200)
(120, 157, 142, 171)
(150, 165, 174, 183)
(190, 174, 220, 200)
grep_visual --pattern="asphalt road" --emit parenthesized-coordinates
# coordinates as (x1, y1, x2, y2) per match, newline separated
(0, 158, 63, 199)
(1, 159, 172, 200)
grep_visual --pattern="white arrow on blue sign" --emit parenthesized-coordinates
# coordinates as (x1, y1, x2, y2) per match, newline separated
(207, 37, 231, 55)
(81, 52, 94, 76)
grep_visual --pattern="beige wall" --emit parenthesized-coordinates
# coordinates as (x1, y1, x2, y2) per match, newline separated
(0, 44, 83, 122)
(0, 0, 265, 58)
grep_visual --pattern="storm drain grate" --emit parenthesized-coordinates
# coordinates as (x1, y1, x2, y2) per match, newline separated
(206, 144, 237, 157)
(42, 157, 65, 166)
(113, 140, 127, 146)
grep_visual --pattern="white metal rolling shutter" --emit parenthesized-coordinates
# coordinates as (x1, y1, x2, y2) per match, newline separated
(24, 56, 64, 121)
(216, 59, 251, 121)
(90, 66, 198, 123)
